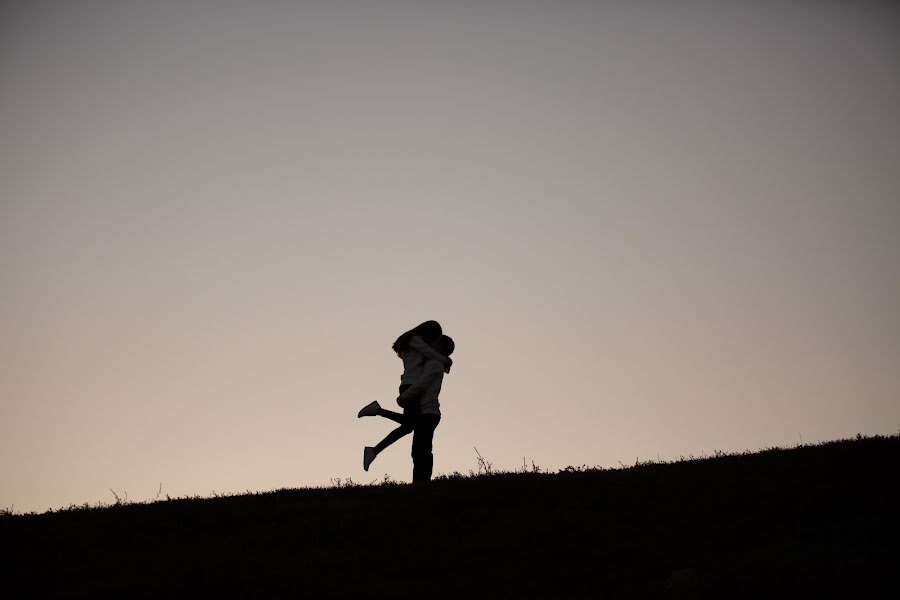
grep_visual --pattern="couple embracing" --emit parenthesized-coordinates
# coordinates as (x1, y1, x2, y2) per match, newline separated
(357, 320, 455, 484)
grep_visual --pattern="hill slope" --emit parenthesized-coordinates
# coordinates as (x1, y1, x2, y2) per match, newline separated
(2, 435, 898, 598)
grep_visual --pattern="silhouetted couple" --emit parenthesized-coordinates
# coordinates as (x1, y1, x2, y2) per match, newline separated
(358, 320, 455, 483)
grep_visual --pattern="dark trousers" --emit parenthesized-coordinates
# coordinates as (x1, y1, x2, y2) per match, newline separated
(374, 384, 418, 454)
(412, 414, 441, 483)
(374, 385, 441, 482)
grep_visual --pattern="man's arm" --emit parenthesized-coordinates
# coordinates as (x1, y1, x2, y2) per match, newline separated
(409, 336, 453, 373)
(398, 360, 444, 403)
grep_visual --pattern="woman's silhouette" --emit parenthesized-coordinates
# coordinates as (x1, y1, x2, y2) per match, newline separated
(358, 320, 452, 475)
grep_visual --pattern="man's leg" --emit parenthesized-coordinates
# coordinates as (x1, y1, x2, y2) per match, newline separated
(411, 415, 441, 483)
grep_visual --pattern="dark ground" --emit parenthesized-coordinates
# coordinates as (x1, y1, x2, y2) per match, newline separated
(2, 435, 897, 598)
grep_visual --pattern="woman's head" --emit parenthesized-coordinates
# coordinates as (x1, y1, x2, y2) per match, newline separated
(392, 320, 443, 356)
(413, 320, 442, 342)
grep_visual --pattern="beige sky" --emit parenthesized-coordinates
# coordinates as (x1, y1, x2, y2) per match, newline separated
(2, 1, 899, 512)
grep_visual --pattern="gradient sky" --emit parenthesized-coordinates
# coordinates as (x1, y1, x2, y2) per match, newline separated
(2, 1, 899, 513)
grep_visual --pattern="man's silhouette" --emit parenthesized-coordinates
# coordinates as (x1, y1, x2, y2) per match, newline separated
(359, 334, 455, 483)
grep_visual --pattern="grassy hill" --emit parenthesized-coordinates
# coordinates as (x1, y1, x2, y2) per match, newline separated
(2, 435, 897, 598)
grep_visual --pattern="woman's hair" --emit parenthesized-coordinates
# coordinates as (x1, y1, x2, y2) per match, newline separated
(392, 320, 443, 357)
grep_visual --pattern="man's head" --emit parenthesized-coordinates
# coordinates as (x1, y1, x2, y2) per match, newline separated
(434, 335, 455, 357)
